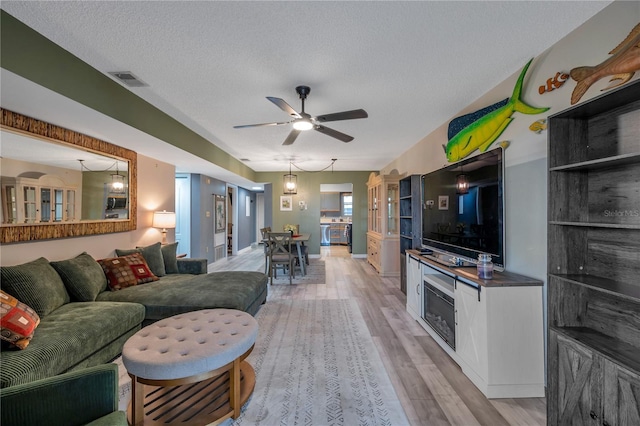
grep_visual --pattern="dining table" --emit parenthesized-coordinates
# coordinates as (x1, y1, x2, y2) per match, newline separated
(263, 233, 311, 276)
(290, 233, 310, 276)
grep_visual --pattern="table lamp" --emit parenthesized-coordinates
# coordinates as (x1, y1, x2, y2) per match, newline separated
(153, 210, 176, 244)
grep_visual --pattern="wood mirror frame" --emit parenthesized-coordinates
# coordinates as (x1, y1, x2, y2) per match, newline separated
(0, 109, 137, 243)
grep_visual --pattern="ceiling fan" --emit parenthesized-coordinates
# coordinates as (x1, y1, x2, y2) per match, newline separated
(233, 85, 368, 145)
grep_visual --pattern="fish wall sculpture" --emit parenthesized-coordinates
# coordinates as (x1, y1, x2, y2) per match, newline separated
(444, 59, 549, 162)
(570, 22, 640, 105)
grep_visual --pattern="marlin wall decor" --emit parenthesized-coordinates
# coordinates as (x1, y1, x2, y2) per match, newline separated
(443, 59, 549, 163)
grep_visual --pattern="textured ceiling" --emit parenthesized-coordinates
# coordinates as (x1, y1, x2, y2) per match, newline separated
(0, 1, 611, 179)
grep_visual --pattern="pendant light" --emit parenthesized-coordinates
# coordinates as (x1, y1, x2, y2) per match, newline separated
(111, 162, 125, 193)
(283, 162, 297, 194)
(456, 164, 469, 195)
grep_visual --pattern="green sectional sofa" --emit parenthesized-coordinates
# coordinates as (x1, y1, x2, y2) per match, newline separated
(0, 244, 268, 389)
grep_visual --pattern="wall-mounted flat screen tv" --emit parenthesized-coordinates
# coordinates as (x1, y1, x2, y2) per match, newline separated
(421, 147, 504, 268)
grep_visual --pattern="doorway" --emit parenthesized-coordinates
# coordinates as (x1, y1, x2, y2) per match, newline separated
(175, 174, 191, 257)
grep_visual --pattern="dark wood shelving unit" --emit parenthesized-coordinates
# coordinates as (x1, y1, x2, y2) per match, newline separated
(547, 80, 640, 425)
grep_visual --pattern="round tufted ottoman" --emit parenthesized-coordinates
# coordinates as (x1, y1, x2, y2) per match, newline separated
(122, 309, 258, 426)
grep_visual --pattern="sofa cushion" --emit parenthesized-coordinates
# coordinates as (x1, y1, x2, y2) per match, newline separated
(98, 253, 158, 291)
(96, 271, 268, 320)
(0, 290, 40, 350)
(0, 301, 145, 388)
(0, 257, 70, 317)
(161, 242, 179, 274)
(116, 242, 165, 277)
(51, 253, 108, 302)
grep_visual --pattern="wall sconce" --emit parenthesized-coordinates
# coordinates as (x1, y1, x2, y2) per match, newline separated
(283, 162, 297, 194)
(152, 210, 176, 244)
(299, 200, 307, 210)
(111, 162, 125, 193)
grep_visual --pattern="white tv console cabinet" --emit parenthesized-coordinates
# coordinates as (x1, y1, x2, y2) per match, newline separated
(406, 249, 545, 398)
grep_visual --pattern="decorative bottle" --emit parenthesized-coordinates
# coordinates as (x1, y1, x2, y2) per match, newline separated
(477, 253, 494, 279)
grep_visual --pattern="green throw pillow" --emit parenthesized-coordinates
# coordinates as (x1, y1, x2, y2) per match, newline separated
(161, 242, 179, 274)
(0, 257, 70, 317)
(116, 242, 165, 277)
(51, 253, 108, 301)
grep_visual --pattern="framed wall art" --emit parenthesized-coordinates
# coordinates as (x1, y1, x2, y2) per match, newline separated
(438, 195, 449, 210)
(215, 194, 226, 233)
(280, 196, 293, 211)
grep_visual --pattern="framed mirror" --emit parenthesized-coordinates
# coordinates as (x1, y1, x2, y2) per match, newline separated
(0, 109, 137, 243)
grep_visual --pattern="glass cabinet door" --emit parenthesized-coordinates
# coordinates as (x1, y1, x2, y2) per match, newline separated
(40, 188, 51, 222)
(23, 186, 37, 223)
(66, 190, 75, 221)
(54, 189, 64, 222)
(3, 186, 17, 224)
(387, 183, 398, 235)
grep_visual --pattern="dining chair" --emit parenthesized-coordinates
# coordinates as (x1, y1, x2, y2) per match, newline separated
(260, 227, 271, 273)
(267, 232, 295, 285)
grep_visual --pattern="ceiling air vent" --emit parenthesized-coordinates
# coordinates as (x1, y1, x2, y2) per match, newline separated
(108, 71, 148, 87)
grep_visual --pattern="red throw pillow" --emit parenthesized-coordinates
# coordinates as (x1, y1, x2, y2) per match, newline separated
(0, 290, 41, 350)
(98, 253, 159, 291)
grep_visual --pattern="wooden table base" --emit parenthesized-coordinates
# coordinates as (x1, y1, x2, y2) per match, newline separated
(127, 361, 255, 426)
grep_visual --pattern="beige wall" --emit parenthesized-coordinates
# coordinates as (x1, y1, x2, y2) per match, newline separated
(0, 154, 175, 265)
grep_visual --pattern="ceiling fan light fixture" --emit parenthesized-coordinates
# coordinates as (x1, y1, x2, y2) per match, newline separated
(292, 119, 313, 131)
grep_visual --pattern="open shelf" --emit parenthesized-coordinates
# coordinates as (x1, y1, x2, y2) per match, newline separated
(552, 326, 640, 375)
(550, 273, 640, 301)
(549, 221, 640, 229)
(550, 152, 640, 172)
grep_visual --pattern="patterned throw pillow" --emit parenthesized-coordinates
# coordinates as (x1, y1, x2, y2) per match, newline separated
(97, 253, 159, 291)
(0, 290, 41, 350)
(115, 242, 166, 277)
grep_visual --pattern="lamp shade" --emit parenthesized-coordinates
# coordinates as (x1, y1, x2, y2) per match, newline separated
(153, 210, 176, 229)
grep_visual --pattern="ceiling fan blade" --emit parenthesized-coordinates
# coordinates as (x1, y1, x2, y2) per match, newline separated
(267, 97, 301, 118)
(282, 129, 301, 145)
(314, 125, 354, 143)
(233, 121, 290, 129)
(315, 109, 368, 123)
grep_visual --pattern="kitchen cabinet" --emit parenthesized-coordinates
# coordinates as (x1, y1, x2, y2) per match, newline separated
(547, 80, 640, 423)
(549, 330, 640, 426)
(329, 223, 347, 245)
(405, 254, 422, 320)
(366, 172, 400, 276)
(320, 192, 340, 211)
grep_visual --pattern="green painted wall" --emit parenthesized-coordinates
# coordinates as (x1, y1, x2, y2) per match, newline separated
(255, 171, 372, 255)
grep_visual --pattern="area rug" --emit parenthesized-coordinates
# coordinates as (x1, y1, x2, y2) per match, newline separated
(228, 299, 409, 426)
(268, 259, 326, 285)
(114, 299, 409, 425)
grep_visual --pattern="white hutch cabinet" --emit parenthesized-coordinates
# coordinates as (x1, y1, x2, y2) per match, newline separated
(366, 171, 401, 276)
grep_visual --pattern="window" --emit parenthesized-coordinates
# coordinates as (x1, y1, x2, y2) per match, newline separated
(342, 193, 353, 216)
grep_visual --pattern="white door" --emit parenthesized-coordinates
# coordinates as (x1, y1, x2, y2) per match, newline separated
(175, 174, 191, 257)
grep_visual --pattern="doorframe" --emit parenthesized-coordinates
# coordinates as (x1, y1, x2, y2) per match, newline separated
(227, 184, 238, 256)
(255, 193, 264, 243)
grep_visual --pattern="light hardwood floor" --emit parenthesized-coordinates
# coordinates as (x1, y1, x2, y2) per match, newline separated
(209, 245, 546, 425)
